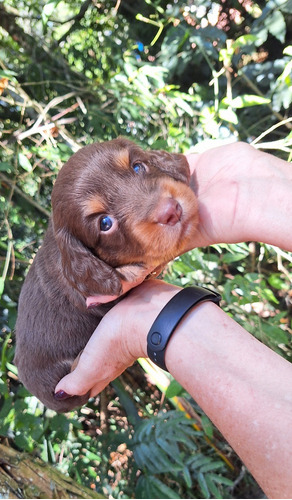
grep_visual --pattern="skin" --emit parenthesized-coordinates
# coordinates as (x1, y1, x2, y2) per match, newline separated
(55, 142, 292, 498)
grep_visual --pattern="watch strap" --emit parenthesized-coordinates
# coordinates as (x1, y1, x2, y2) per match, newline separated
(147, 286, 221, 371)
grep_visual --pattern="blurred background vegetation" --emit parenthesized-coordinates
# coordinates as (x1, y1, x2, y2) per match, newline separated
(0, 0, 291, 498)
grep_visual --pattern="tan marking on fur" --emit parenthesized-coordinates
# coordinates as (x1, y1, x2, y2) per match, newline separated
(115, 148, 130, 170)
(129, 181, 199, 263)
(133, 221, 177, 262)
(83, 196, 106, 216)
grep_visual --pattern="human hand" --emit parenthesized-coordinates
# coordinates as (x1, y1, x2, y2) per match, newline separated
(185, 141, 292, 250)
(55, 280, 181, 399)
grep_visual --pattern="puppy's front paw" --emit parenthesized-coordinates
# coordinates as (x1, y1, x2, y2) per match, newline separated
(116, 263, 148, 282)
(86, 264, 153, 308)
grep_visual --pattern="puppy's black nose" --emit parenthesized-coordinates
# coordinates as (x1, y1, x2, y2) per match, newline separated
(155, 198, 182, 226)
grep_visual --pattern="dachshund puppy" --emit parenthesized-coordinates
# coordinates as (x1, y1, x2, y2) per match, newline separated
(14, 138, 198, 412)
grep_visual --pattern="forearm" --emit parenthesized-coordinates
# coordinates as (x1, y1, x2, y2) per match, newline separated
(187, 143, 292, 250)
(165, 301, 292, 498)
(56, 279, 292, 497)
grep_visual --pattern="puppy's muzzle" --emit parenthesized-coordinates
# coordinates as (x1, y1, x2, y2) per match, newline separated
(153, 197, 183, 226)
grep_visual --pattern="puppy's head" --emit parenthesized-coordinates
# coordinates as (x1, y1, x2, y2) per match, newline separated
(52, 138, 198, 306)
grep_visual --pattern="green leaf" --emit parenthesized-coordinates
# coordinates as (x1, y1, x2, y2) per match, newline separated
(198, 472, 210, 498)
(6, 363, 18, 376)
(205, 474, 223, 499)
(0, 277, 4, 298)
(201, 414, 214, 439)
(208, 473, 233, 486)
(200, 460, 226, 474)
(221, 252, 248, 263)
(85, 451, 101, 463)
(165, 379, 184, 398)
(134, 441, 176, 474)
(183, 465, 192, 488)
(218, 107, 238, 125)
(283, 45, 292, 56)
(222, 95, 271, 108)
(0, 69, 17, 83)
(188, 453, 213, 470)
(264, 10, 286, 43)
(136, 475, 180, 499)
(0, 398, 13, 419)
(14, 432, 34, 452)
(43, 1, 58, 17)
(268, 273, 288, 290)
(232, 34, 257, 49)
(150, 477, 180, 499)
(154, 435, 181, 463)
(18, 153, 32, 172)
(0, 162, 12, 172)
(174, 96, 194, 116)
(260, 287, 279, 304)
(262, 323, 288, 344)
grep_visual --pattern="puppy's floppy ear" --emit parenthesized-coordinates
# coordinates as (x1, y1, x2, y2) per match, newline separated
(149, 150, 190, 184)
(54, 228, 123, 300)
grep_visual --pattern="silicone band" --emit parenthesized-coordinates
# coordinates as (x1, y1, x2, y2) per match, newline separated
(147, 286, 221, 371)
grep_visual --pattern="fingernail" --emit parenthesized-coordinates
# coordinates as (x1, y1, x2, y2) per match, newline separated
(54, 390, 72, 400)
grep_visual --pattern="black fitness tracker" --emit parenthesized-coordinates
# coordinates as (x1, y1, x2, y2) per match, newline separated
(147, 286, 221, 372)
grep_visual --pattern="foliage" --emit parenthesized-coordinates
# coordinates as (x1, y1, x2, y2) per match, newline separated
(133, 411, 234, 499)
(0, 0, 292, 498)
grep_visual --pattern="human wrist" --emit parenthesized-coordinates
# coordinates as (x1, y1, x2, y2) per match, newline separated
(122, 280, 182, 360)
(164, 300, 217, 380)
(146, 286, 221, 371)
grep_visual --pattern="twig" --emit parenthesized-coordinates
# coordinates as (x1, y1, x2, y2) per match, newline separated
(113, 0, 122, 15)
(270, 246, 292, 264)
(54, 0, 93, 46)
(15, 117, 77, 142)
(229, 466, 246, 494)
(5, 82, 81, 151)
(32, 91, 77, 130)
(0, 173, 51, 218)
(239, 71, 292, 130)
(276, 252, 292, 284)
(51, 102, 80, 121)
(251, 117, 292, 145)
(136, 14, 165, 46)
(1, 218, 14, 282)
(252, 140, 292, 153)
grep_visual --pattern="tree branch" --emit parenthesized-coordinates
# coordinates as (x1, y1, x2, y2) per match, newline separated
(0, 173, 51, 218)
(54, 0, 93, 46)
(0, 4, 86, 82)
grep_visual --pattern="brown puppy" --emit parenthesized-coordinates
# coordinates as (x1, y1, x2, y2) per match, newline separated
(14, 138, 198, 412)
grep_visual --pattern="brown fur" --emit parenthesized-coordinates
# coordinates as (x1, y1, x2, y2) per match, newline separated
(14, 138, 198, 412)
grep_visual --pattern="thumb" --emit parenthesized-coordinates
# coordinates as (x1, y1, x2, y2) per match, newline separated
(54, 365, 89, 398)
(54, 316, 132, 399)
(55, 348, 112, 398)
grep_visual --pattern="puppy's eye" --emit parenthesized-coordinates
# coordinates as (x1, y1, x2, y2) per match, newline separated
(100, 216, 113, 232)
(133, 162, 147, 174)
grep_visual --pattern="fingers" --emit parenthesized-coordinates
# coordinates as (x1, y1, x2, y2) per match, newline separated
(54, 319, 130, 398)
(54, 280, 181, 402)
(54, 349, 102, 397)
